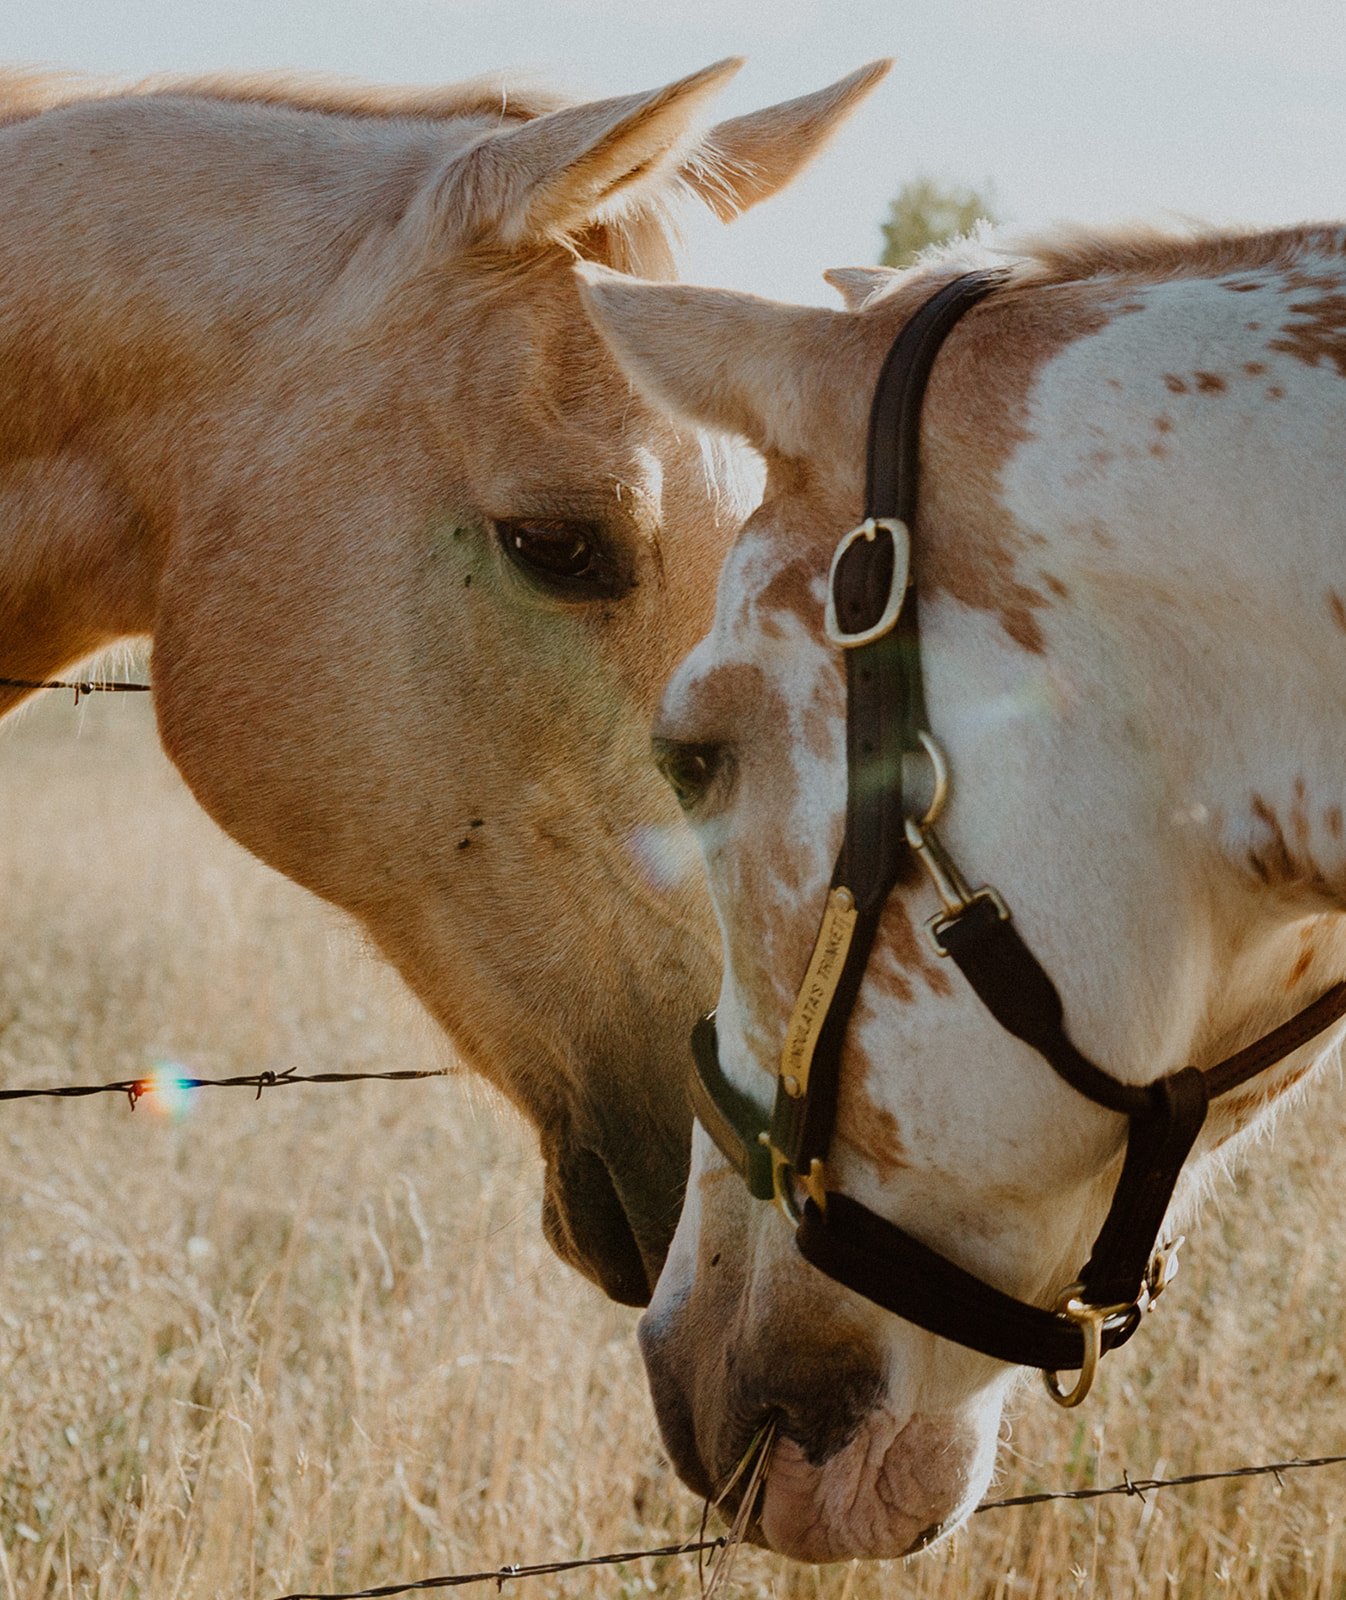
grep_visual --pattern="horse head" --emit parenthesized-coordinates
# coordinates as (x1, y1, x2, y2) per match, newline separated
(0, 58, 889, 1304)
(580, 230, 1346, 1551)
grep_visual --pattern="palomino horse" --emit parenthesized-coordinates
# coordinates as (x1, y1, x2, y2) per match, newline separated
(0, 58, 890, 1306)
(579, 225, 1346, 1555)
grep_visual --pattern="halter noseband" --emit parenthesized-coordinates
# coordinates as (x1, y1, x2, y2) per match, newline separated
(688, 268, 1346, 1407)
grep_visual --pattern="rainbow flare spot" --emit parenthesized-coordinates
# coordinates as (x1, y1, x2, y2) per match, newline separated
(143, 1061, 194, 1120)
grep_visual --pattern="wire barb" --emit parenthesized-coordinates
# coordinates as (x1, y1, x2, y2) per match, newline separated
(270, 1537, 727, 1599)
(974, 1452, 1346, 1510)
(0, 675, 152, 704)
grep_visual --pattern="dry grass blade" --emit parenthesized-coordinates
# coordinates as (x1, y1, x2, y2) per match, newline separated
(701, 1417, 777, 1600)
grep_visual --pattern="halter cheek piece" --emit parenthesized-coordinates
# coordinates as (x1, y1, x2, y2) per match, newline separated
(688, 269, 1346, 1408)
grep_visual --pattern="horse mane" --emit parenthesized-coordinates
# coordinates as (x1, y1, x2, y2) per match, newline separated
(0, 64, 569, 130)
(1012, 219, 1346, 288)
(893, 217, 1346, 298)
(0, 66, 684, 277)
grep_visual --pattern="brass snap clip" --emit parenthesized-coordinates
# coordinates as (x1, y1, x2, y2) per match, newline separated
(824, 518, 910, 648)
(904, 810, 1009, 955)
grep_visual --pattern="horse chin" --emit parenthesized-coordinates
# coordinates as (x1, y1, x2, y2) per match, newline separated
(540, 1138, 670, 1306)
(754, 1410, 995, 1564)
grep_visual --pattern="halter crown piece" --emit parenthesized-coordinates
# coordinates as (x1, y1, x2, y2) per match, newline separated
(688, 269, 1346, 1407)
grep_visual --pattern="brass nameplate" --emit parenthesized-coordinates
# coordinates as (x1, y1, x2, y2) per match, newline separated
(779, 887, 858, 1098)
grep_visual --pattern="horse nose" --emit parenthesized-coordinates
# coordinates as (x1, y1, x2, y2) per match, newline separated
(651, 736, 726, 812)
(640, 1287, 887, 1501)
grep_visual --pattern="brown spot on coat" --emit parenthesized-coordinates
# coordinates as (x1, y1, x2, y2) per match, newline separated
(868, 895, 954, 1002)
(1267, 385, 1285, 400)
(1327, 589, 1346, 632)
(1219, 1060, 1315, 1124)
(1290, 776, 1310, 846)
(1269, 286, 1346, 377)
(1247, 792, 1332, 893)
(1195, 371, 1227, 393)
(1243, 360, 1267, 375)
(1155, 415, 1173, 432)
(1287, 925, 1316, 990)
(1287, 949, 1314, 988)
(836, 1074, 909, 1181)
(913, 279, 1123, 654)
(1044, 573, 1070, 598)
(1326, 804, 1344, 840)
(1249, 795, 1296, 885)
(1164, 373, 1189, 394)
(755, 554, 822, 637)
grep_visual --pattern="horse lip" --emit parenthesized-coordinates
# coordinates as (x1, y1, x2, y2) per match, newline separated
(541, 1139, 654, 1306)
(907, 1521, 946, 1554)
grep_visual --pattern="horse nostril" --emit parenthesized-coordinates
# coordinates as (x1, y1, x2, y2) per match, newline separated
(652, 737, 724, 812)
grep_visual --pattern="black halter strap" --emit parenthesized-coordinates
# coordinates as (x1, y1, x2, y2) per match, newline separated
(689, 268, 1346, 1399)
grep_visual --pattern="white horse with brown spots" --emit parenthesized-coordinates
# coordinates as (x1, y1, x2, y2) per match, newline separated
(579, 224, 1346, 1555)
(0, 58, 890, 1305)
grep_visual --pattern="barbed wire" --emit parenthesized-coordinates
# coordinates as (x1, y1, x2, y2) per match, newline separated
(269, 1452, 1346, 1599)
(0, 675, 151, 704)
(274, 1537, 728, 1599)
(0, 1064, 449, 1107)
(974, 1451, 1346, 1508)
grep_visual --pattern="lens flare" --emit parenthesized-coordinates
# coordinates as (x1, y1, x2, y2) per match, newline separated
(142, 1061, 194, 1120)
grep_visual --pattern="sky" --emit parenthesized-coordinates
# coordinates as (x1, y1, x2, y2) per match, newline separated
(9, 0, 1346, 305)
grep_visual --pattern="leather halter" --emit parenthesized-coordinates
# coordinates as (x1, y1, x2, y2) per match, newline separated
(688, 268, 1346, 1406)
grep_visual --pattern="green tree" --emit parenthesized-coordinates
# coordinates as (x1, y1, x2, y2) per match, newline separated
(879, 178, 997, 269)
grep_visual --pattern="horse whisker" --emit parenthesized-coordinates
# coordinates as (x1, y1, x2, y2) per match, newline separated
(701, 1416, 777, 1599)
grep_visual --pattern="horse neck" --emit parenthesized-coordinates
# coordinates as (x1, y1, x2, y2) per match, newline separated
(927, 248, 1346, 1113)
(0, 93, 456, 695)
(991, 253, 1346, 924)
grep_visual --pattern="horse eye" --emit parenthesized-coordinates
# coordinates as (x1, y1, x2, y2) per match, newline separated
(496, 519, 600, 582)
(652, 739, 725, 812)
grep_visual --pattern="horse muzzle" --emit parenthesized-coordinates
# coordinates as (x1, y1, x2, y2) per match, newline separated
(541, 1134, 682, 1306)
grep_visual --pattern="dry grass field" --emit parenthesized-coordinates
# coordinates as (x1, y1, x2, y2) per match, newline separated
(2, 685, 1345, 1600)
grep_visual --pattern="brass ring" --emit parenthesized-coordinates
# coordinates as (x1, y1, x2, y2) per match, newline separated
(1042, 1288, 1133, 1410)
(914, 730, 950, 827)
(1043, 1302, 1103, 1409)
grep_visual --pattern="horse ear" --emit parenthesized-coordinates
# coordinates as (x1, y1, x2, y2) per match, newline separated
(441, 59, 744, 248)
(824, 265, 898, 310)
(576, 266, 847, 460)
(684, 60, 892, 221)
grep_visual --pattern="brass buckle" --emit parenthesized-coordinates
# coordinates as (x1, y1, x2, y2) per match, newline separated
(760, 1136, 828, 1222)
(823, 518, 910, 648)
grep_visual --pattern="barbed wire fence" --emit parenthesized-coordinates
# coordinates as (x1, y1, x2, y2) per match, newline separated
(0, 674, 152, 703)
(267, 1455, 1346, 1599)
(6, 676, 1345, 1597)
